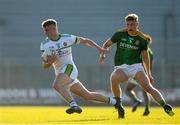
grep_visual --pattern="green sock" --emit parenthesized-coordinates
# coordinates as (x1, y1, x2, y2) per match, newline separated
(159, 100, 166, 107)
(131, 96, 138, 102)
(145, 104, 149, 110)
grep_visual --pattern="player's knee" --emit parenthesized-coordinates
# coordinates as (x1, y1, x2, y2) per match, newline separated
(53, 83, 63, 91)
(112, 69, 128, 83)
(52, 83, 58, 91)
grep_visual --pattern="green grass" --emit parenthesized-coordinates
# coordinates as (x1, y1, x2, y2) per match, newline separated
(0, 106, 179, 124)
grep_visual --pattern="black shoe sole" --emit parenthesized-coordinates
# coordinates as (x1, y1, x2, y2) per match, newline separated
(66, 106, 82, 114)
(143, 110, 150, 116)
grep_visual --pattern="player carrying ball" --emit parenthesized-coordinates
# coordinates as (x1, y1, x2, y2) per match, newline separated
(40, 19, 123, 118)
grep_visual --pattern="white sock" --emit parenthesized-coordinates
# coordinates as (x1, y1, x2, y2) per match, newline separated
(108, 97, 117, 105)
(69, 100, 78, 107)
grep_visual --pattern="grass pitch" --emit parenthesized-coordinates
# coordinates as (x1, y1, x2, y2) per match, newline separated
(0, 106, 179, 124)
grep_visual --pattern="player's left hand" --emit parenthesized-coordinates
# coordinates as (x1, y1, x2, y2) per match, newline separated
(46, 51, 57, 64)
(98, 48, 109, 55)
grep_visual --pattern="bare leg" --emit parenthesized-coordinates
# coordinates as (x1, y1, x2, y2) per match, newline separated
(53, 73, 82, 114)
(142, 90, 150, 109)
(110, 68, 128, 118)
(142, 90, 150, 116)
(110, 69, 128, 97)
(134, 71, 174, 116)
(53, 73, 74, 103)
(70, 81, 109, 103)
(125, 82, 142, 112)
(125, 83, 139, 103)
(134, 71, 164, 103)
(70, 80, 124, 118)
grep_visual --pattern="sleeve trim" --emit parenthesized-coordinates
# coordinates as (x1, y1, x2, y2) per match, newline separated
(75, 37, 80, 44)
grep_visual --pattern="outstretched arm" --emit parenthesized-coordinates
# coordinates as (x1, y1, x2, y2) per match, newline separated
(99, 38, 113, 64)
(78, 37, 108, 54)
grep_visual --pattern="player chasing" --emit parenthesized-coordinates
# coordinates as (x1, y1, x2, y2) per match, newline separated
(125, 46, 153, 116)
(99, 14, 175, 118)
(40, 19, 123, 118)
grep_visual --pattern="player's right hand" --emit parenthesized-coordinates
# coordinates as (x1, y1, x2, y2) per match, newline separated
(98, 54, 105, 64)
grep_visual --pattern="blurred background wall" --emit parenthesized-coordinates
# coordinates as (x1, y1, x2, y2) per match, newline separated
(0, 0, 180, 105)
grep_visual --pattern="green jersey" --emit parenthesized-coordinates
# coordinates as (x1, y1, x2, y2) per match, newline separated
(111, 28, 150, 66)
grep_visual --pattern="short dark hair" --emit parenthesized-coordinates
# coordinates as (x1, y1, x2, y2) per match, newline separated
(125, 14, 139, 22)
(41, 19, 57, 28)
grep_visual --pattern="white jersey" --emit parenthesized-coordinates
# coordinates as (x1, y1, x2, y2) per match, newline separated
(40, 34, 80, 76)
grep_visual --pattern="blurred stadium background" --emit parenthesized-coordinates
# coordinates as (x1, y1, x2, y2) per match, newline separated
(0, 0, 179, 106)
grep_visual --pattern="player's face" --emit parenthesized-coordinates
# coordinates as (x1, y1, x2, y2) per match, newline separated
(126, 20, 138, 32)
(43, 25, 57, 38)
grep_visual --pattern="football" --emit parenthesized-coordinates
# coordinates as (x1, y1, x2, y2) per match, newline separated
(41, 47, 56, 61)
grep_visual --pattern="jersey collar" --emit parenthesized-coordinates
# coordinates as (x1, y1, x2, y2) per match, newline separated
(127, 30, 139, 37)
(50, 34, 61, 42)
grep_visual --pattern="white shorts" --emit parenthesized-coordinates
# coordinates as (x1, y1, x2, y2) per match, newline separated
(114, 63, 145, 79)
(56, 63, 78, 80)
